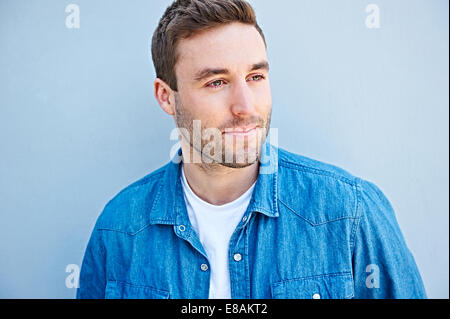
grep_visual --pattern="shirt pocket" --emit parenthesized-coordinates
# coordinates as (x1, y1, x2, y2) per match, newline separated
(105, 280, 170, 299)
(271, 273, 354, 299)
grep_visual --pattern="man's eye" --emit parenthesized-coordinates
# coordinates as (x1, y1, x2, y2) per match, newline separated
(249, 74, 265, 81)
(207, 80, 225, 88)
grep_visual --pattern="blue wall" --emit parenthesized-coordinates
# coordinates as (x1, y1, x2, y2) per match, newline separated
(0, 0, 448, 298)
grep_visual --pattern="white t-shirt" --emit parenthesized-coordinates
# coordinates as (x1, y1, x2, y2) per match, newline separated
(180, 164, 256, 299)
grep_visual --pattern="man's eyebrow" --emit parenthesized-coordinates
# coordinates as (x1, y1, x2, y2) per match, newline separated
(250, 60, 270, 72)
(193, 60, 270, 82)
(194, 68, 230, 82)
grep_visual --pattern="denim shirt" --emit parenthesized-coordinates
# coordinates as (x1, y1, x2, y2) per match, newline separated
(77, 141, 426, 299)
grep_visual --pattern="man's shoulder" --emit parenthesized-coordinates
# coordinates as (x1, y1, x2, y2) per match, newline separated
(275, 146, 395, 224)
(277, 146, 358, 185)
(275, 147, 363, 224)
(276, 147, 387, 199)
(94, 163, 169, 234)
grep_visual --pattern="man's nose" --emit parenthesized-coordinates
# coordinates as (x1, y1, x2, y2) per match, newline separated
(229, 81, 256, 117)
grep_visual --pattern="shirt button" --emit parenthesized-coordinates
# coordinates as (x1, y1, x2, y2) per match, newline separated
(242, 216, 247, 222)
(200, 264, 208, 271)
(312, 293, 321, 299)
(233, 253, 242, 262)
(178, 225, 186, 232)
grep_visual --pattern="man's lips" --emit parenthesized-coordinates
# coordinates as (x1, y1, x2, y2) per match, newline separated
(222, 125, 258, 135)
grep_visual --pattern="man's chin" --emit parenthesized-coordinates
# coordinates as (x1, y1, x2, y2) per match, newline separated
(218, 160, 258, 169)
(217, 151, 260, 168)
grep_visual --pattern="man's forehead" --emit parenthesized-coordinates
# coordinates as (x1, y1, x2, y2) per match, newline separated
(175, 23, 267, 75)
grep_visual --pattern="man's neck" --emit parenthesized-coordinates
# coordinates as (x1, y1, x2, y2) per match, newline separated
(181, 147, 259, 206)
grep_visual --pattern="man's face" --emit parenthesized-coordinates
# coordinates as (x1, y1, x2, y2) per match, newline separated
(173, 22, 272, 168)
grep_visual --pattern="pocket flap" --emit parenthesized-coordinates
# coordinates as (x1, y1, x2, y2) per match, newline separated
(271, 273, 354, 299)
(105, 281, 169, 299)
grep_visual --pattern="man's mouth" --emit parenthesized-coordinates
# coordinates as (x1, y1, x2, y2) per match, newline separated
(222, 125, 258, 136)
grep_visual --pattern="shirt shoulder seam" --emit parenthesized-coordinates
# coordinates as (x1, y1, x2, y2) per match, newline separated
(278, 158, 357, 187)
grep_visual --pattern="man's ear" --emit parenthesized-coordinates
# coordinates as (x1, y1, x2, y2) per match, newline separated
(154, 78, 176, 116)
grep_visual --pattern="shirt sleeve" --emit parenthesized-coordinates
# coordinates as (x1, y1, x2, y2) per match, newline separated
(76, 226, 107, 299)
(351, 178, 427, 299)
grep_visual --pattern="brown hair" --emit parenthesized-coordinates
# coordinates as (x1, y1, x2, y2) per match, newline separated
(151, 0, 266, 91)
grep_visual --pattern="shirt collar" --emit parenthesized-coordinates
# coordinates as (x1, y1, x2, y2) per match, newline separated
(149, 140, 279, 225)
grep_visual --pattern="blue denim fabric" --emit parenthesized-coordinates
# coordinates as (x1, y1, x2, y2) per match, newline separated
(77, 141, 426, 299)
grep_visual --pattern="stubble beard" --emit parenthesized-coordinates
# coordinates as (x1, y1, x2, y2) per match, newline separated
(174, 94, 271, 169)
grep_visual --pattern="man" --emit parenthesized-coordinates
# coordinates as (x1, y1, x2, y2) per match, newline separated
(77, 0, 426, 299)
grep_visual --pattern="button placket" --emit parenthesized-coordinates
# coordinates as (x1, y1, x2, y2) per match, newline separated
(228, 226, 250, 298)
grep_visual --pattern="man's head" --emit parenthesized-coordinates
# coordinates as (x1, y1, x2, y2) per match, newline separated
(152, 0, 272, 168)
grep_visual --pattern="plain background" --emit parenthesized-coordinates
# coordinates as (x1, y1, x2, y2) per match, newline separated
(0, 0, 448, 298)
